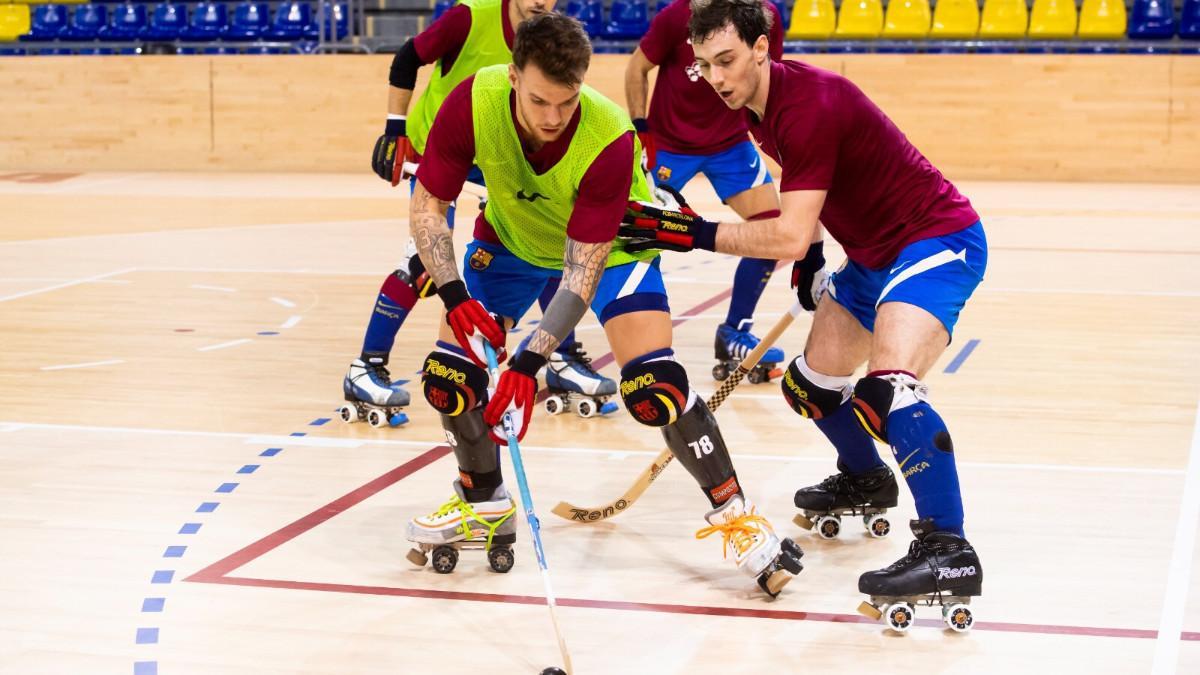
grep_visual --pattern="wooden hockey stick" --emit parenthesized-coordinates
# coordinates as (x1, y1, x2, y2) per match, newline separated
(401, 161, 488, 199)
(550, 301, 804, 523)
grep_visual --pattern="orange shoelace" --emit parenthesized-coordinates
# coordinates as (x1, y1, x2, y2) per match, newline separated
(696, 513, 770, 558)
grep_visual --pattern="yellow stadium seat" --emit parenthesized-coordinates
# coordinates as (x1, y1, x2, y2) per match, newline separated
(883, 0, 932, 37)
(979, 0, 1029, 38)
(835, 0, 884, 38)
(0, 3, 29, 40)
(788, 0, 837, 38)
(1078, 0, 1126, 38)
(930, 0, 980, 37)
(1029, 0, 1078, 37)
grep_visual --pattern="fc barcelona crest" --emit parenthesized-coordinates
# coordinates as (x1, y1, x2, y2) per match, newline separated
(469, 248, 494, 271)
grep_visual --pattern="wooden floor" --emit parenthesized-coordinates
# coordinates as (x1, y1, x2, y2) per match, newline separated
(1, 171, 1199, 674)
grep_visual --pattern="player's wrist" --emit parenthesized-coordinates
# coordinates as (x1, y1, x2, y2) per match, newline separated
(385, 115, 406, 137)
(800, 240, 825, 267)
(632, 118, 650, 133)
(692, 218, 718, 252)
(437, 280, 470, 310)
(509, 350, 547, 379)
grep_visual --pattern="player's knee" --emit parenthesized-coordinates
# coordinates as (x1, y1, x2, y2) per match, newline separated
(421, 347, 488, 416)
(851, 371, 927, 444)
(780, 355, 849, 420)
(620, 354, 691, 428)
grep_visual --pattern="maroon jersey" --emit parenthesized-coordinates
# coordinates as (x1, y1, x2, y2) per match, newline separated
(749, 60, 979, 269)
(639, 0, 783, 156)
(413, 0, 515, 71)
(417, 77, 635, 245)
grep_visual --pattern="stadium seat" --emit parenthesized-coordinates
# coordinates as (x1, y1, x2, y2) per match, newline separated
(882, 0, 931, 38)
(770, 0, 789, 28)
(604, 0, 649, 39)
(139, 1, 186, 40)
(19, 3, 66, 41)
(655, 0, 670, 12)
(930, 0, 979, 37)
(979, 0, 1028, 38)
(0, 3, 30, 41)
(1128, 0, 1176, 38)
(576, 0, 604, 36)
(226, 1, 269, 40)
(431, 0, 454, 21)
(787, 0, 836, 38)
(1028, 0, 1077, 37)
(1077, 0, 1126, 37)
(269, 1, 311, 39)
(100, 2, 146, 41)
(1182, 0, 1199, 38)
(180, 1, 227, 41)
(304, 2, 348, 40)
(834, 0, 883, 38)
(61, 2, 106, 39)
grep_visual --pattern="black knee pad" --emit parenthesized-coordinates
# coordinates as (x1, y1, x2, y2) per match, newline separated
(441, 408, 499, 475)
(852, 376, 896, 443)
(780, 357, 847, 420)
(620, 358, 691, 427)
(662, 404, 739, 505)
(422, 349, 488, 416)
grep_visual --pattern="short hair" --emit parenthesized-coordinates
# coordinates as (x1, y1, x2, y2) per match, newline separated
(688, 0, 773, 46)
(511, 13, 592, 87)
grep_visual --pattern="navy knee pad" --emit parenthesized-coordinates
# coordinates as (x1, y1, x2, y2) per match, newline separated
(620, 356, 691, 427)
(780, 355, 849, 420)
(422, 348, 488, 416)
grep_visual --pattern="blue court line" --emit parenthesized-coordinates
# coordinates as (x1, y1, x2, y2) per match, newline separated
(134, 661, 157, 675)
(196, 502, 219, 512)
(309, 418, 330, 426)
(151, 570, 173, 584)
(394, 379, 409, 386)
(237, 465, 259, 474)
(178, 523, 201, 535)
(943, 339, 981, 374)
(136, 627, 159, 644)
(257, 331, 279, 336)
(259, 448, 282, 457)
(141, 598, 165, 613)
(163, 546, 186, 558)
(215, 483, 238, 493)
(289, 432, 306, 437)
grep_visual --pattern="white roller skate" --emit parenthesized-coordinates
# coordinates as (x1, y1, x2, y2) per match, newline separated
(712, 321, 785, 384)
(405, 481, 517, 574)
(543, 342, 619, 418)
(338, 355, 411, 428)
(696, 494, 804, 598)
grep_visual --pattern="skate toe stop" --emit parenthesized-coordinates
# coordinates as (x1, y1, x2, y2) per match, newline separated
(405, 548, 428, 567)
(857, 601, 883, 620)
(765, 569, 794, 596)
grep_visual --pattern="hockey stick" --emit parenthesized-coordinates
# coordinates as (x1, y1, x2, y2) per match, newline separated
(550, 300, 805, 523)
(484, 343, 573, 675)
(401, 161, 488, 200)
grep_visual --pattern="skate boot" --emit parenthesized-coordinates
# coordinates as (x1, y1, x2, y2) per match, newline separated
(338, 353, 411, 428)
(856, 519, 983, 633)
(405, 480, 518, 574)
(696, 494, 804, 598)
(543, 342, 619, 418)
(712, 322, 785, 384)
(793, 462, 899, 539)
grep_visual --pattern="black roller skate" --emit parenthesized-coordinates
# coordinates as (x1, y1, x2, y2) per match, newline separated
(857, 519, 983, 633)
(712, 322, 784, 384)
(338, 353, 410, 428)
(793, 462, 899, 539)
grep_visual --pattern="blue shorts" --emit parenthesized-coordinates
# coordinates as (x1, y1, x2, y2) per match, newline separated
(653, 141, 772, 202)
(408, 166, 485, 230)
(827, 221, 987, 337)
(462, 240, 670, 325)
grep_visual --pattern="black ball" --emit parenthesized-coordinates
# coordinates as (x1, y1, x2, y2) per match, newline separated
(540, 669, 567, 675)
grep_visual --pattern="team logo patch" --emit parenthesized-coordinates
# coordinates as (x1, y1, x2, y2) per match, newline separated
(469, 248, 494, 271)
(515, 189, 549, 203)
(657, 166, 672, 182)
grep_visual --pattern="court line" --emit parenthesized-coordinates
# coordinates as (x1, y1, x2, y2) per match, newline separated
(270, 297, 296, 308)
(1151, 395, 1200, 674)
(280, 315, 302, 329)
(39, 359, 126, 371)
(0, 267, 137, 303)
(197, 339, 253, 352)
(185, 446, 1199, 642)
(190, 284, 236, 293)
(944, 339, 981, 374)
(0, 219, 398, 247)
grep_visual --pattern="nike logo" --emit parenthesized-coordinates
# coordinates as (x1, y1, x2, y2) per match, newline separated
(516, 190, 548, 203)
(889, 261, 911, 275)
(750, 155, 759, 169)
(897, 449, 921, 470)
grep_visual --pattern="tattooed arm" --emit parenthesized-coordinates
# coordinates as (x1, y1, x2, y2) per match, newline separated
(409, 180, 460, 288)
(522, 237, 613, 359)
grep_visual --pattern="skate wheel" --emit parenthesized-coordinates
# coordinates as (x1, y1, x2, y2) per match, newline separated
(747, 367, 766, 385)
(793, 513, 814, 530)
(405, 548, 428, 567)
(338, 404, 358, 423)
(544, 396, 566, 416)
(487, 546, 515, 573)
(389, 412, 409, 427)
(883, 602, 915, 632)
(366, 408, 387, 428)
(815, 514, 841, 539)
(711, 363, 729, 381)
(864, 514, 891, 538)
(575, 398, 596, 418)
(857, 601, 883, 620)
(943, 603, 974, 632)
(430, 545, 458, 574)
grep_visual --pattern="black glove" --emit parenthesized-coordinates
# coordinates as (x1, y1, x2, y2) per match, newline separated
(371, 118, 413, 186)
(790, 241, 829, 312)
(619, 200, 718, 253)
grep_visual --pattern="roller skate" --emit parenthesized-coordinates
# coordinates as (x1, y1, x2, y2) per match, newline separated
(712, 321, 785, 384)
(405, 481, 517, 574)
(792, 462, 899, 539)
(696, 494, 804, 598)
(338, 352, 411, 428)
(856, 519, 982, 633)
(543, 342, 619, 418)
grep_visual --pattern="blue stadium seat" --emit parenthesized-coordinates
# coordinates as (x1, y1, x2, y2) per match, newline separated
(269, 1, 311, 40)
(1128, 0, 1176, 38)
(139, 2, 187, 41)
(1182, 0, 1200, 38)
(19, 4, 68, 41)
(304, 2, 348, 40)
(100, 3, 147, 41)
(61, 3, 107, 40)
(432, 0, 455, 21)
(226, 1, 269, 41)
(575, 0, 604, 36)
(771, 0, 789, 29)
(181, 1, 227, 41)
(656, 0, 670, 12)
(604, 0, 648, 39)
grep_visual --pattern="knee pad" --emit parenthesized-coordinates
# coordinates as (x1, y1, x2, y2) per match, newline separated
(852, 371, 929, 444)
(440, 408, 499, 475)
(780, 355, 850, 420)
(620, 356, 691, 427)
(422, 348, 488, 416)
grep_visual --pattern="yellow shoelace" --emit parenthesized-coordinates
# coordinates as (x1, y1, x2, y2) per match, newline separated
(696, 513, 770, 559)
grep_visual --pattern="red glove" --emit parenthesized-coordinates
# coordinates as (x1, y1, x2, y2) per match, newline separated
(437, 280, 506, 368)
(371, 118, 416, 186)
(484, 351, 546, 443)
(633, 118, 656, 174)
